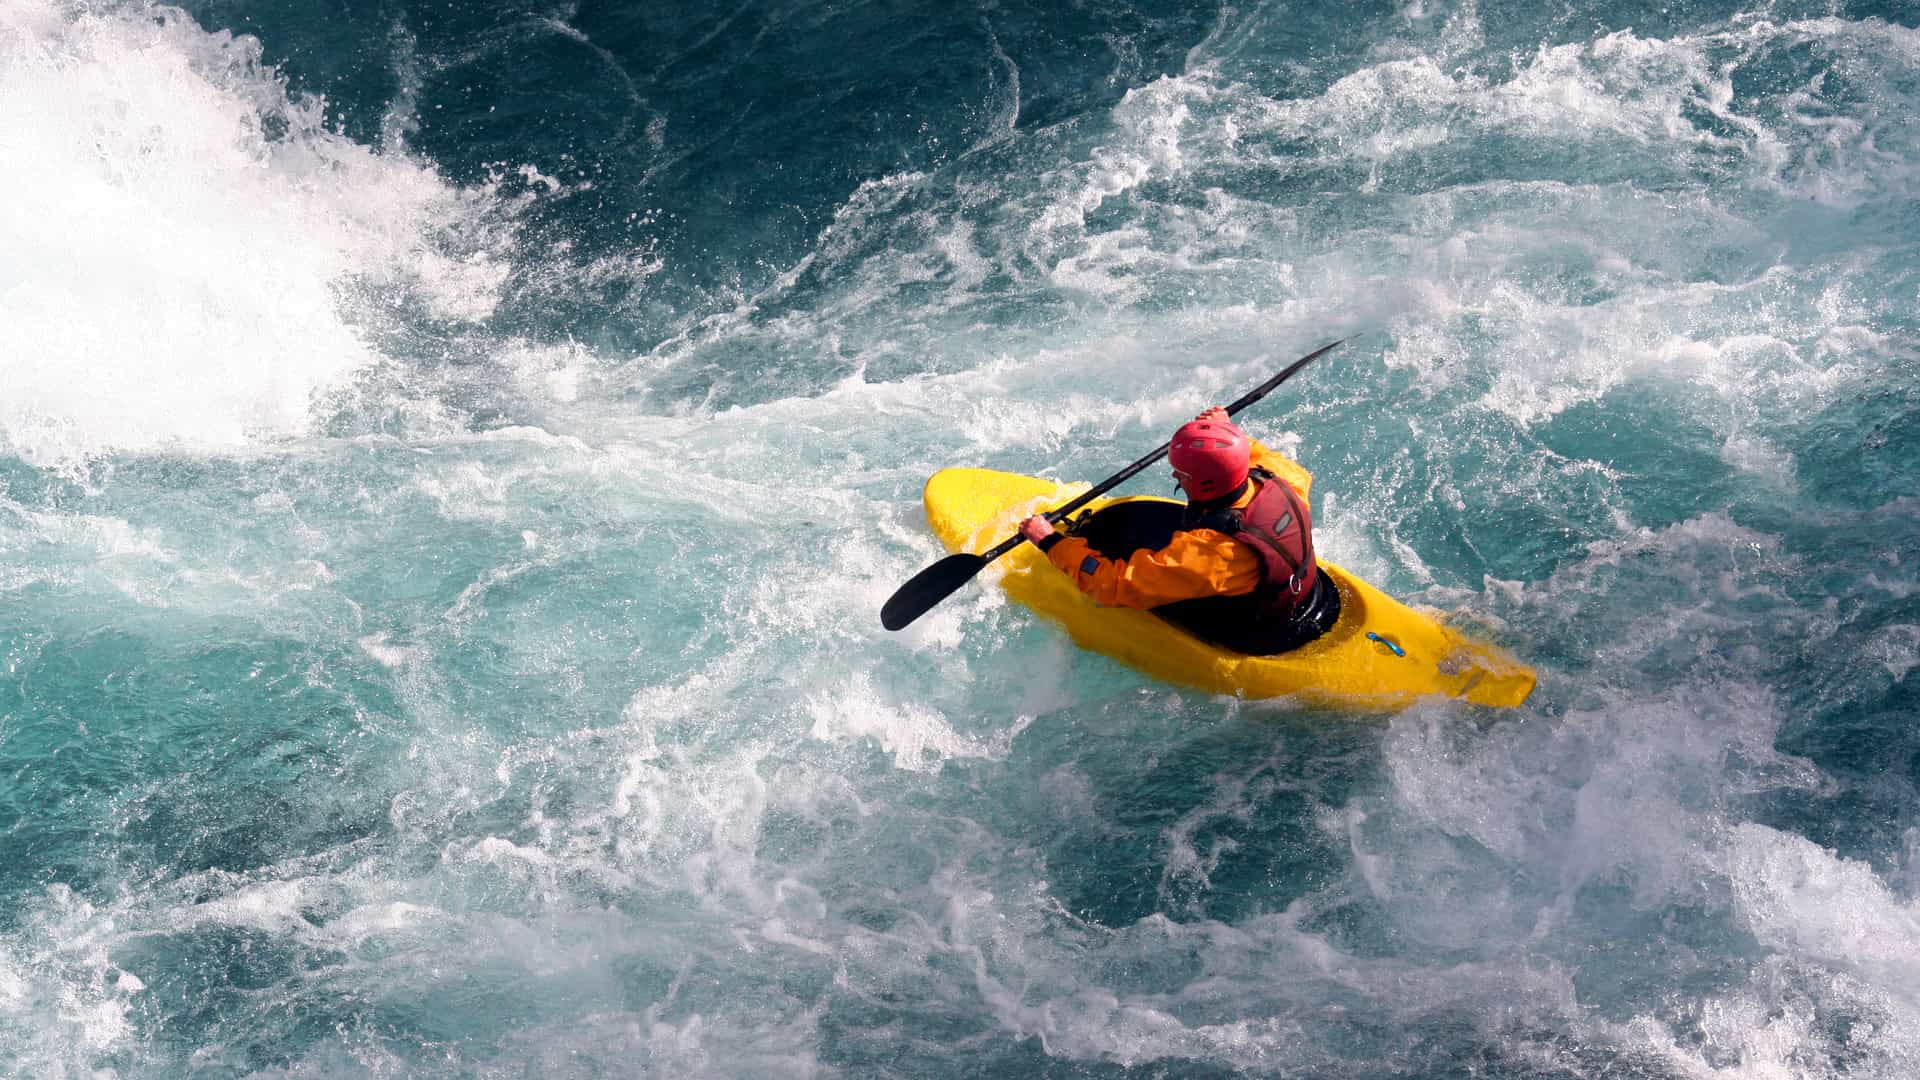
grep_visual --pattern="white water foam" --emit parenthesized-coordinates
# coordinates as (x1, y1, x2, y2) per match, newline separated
(0, 0, 510, 469)
(2, 3, 1914, 1075)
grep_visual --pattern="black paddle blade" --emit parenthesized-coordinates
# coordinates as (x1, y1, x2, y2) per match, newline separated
(880, 552, 989, 630)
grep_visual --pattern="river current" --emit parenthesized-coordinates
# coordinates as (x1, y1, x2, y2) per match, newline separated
(3, 0, 1919, 1075)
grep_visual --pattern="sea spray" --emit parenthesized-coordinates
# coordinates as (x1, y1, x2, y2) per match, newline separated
(1, 0, 1917, 1075)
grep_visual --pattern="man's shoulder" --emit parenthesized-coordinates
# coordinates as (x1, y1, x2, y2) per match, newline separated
(1247, 444, 1313, 499)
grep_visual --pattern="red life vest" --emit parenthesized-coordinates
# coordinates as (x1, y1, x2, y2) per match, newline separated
(1183, 467, 1319, 620)
(1226, 469, 1319, 618)
(1158, 469, 1333, 654)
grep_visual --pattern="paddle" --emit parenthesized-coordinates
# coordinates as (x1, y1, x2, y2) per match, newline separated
(879, 338, 1345, 631)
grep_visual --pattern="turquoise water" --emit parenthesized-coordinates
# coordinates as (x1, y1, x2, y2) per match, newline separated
(3, 0, 1919, 1074)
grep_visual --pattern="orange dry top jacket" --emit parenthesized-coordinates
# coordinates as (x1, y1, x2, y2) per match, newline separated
(1041, 440, 1314, 609)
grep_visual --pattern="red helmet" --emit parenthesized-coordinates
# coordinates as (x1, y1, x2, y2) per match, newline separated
(1169, 417, 1251, 499)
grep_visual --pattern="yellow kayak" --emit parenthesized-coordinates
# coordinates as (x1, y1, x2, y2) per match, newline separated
(923, 467, 1535, 709)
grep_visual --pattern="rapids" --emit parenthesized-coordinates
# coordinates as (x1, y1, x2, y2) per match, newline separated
(2, 0, 1917, 1074)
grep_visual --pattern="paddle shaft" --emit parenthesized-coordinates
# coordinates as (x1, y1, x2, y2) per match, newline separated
(879, 338, 1344, 630)
(989, 337, 1344, 560)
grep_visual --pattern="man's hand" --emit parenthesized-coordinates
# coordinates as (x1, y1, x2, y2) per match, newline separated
(1019, 514, 1056, 545)
(1195, 406, 1229, 424)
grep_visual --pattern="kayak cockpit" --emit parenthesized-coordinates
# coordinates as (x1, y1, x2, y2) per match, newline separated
(1065, 497, 1349, 657)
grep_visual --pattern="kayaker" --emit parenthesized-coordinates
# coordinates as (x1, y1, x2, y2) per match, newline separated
(1017, 407, 1340, 655)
